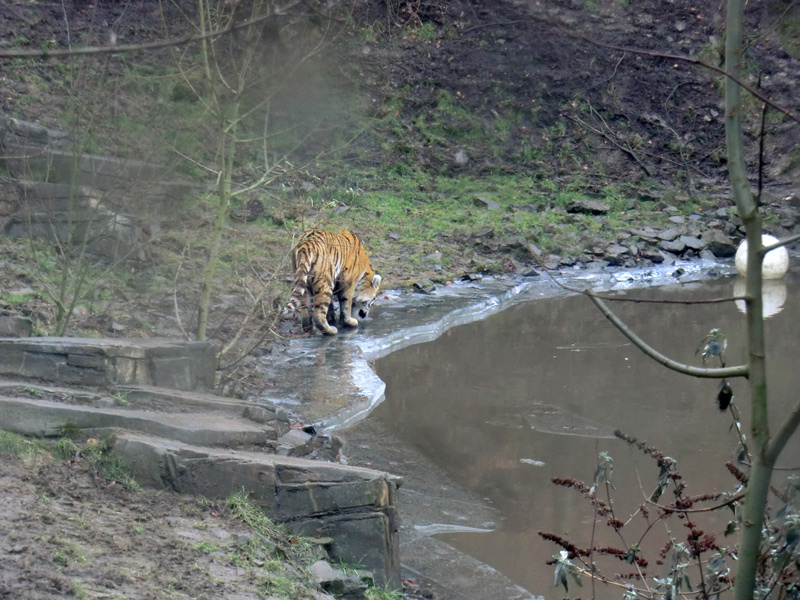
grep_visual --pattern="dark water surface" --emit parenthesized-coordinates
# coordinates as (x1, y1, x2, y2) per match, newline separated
(355, 271, 800, 597)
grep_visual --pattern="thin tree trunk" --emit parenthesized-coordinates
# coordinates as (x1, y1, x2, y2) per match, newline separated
(726, 1, 772, 599)
(196, 120, 236, 341)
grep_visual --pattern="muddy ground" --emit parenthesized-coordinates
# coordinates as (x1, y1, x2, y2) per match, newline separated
(0, 452, 327, 600)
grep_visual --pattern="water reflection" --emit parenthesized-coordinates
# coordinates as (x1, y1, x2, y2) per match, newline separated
(366, 271, 800, 597)
(733, 277, 787, 318)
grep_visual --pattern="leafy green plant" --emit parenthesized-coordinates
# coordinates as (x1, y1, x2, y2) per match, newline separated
(110, 391, 129, 406)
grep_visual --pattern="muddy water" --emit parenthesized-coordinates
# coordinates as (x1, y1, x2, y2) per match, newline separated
(356, 272, 800, 597)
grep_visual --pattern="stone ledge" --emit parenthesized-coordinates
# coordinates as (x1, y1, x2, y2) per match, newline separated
(0, 337, 217, 391)
(112, 431, 401, 587)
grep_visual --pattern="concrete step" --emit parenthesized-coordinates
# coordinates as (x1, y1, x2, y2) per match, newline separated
(0, 395, 275, 449)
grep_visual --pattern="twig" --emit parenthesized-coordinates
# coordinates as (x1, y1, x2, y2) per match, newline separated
(461, 16, 800, 124)
(569, 32, 800, 125)
(567, 109, 654, 177)
(173, 246, 190, 340)
(761, 232, 800, 254)
(525, 242, 747, 378)
(6, 5, 41, 26)
(646, 492, 746, 514)
(0, 1, 305, 58)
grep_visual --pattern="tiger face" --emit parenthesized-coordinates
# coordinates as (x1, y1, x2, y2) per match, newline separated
(353, 273, 382, 319)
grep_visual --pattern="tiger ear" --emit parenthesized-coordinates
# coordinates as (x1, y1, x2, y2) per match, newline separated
(372, 274, 382, 288)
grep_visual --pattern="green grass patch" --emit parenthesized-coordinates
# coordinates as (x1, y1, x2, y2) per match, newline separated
(0, 430, 50, 463)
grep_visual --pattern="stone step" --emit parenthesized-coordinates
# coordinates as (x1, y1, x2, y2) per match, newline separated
(115, 384, 287, 426)
(0, 395, 275, 449)
(111, 431, 401, 587)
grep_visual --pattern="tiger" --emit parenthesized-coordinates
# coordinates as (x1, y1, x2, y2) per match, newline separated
(283, 229, 382, 335)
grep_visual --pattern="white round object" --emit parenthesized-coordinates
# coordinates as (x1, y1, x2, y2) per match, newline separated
(734, 234, 789, 279)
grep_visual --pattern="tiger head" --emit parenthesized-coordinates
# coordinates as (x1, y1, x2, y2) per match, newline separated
(354, 273, 382, 319)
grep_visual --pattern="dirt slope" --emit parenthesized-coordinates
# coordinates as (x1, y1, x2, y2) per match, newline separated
(355, 0, 799, 185)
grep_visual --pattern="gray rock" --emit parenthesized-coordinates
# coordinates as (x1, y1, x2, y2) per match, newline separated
(0, 315, 32, 338)
(242, 405, 276, 424)
(424, 251, 442, 262)
(277, 429, 313, 456)
(0, 337, 217, 391)
(629, 228, 657, 242)
(473, 196, 500, 211)
(566, 198, 610, 215)
(660, 238, 686, 253)
(679, 235, 704, 251)
(699, 249, 717, 260)
(669, 215, 686, 224)
(453, 149, 469, 167)
(605, 244, 630, 258)
(701, 230, 737, 258)
(309, 560, 370, 600)
(543, 258, 560, 270)
(413, 279, 436, 294)
(640, 249, 665, 264)
(660, 251, 678, 265)
(657, 227, 683, 241)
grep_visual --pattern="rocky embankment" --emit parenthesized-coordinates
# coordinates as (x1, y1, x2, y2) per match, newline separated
(442, 189, 800, 285)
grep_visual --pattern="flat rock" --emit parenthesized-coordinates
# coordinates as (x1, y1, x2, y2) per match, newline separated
(605, 244, 630, 257)
(657, 227, 683, 241)
(473, 196, 500, 210)
(566, 198, 609, 214)
(679, 235, 704, 250)
(702, 229, 737, 257)
(660, 238, 686, 253)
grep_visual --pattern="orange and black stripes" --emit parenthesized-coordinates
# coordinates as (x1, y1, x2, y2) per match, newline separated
(283, 229, 382, 335)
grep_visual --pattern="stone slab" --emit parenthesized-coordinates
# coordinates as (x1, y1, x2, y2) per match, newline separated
(0, 396, 272, 448)
(111, 431, 401, 586)
(117, 384, 280, 423)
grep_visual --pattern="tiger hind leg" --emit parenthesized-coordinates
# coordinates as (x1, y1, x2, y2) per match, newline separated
(311, 289, 338, 335)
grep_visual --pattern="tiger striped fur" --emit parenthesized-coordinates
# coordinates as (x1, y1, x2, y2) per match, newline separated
(283, 229, 382, 335)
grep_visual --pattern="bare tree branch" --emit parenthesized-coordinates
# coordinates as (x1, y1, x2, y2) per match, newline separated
(0, 1, 305, 59)
(462, 17, 800, 125)
(586, 292, 748, 379)
(761, 232, 800, 255)
(766, 397, 800, 465)
(571, 34, 800, 126)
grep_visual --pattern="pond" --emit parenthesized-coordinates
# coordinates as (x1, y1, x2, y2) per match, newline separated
(342, 269, 800, 599)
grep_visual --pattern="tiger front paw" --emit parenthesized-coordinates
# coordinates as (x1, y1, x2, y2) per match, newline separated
(341, 316, 359, 328)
